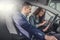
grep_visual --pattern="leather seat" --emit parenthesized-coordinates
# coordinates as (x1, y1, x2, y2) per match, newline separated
(0, 18, 12, 40)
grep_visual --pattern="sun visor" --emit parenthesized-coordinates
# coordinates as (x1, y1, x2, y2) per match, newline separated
(51, 0, 60, 3)
(19, 0, 49, 5)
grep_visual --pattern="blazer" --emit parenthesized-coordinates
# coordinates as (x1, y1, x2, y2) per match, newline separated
(12, 12, 45, 40)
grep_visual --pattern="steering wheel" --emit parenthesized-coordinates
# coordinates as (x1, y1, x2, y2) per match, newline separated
(44, 14, 59, 33)
(56, 19, 60, 33)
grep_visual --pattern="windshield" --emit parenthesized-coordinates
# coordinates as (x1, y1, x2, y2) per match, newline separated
(49, 0, 60, 16)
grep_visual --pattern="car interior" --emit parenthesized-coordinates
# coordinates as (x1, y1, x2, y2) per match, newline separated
(0, 0, 60, 40)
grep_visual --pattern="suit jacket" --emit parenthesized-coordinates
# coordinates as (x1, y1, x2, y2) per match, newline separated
(12, 12, 45, 40)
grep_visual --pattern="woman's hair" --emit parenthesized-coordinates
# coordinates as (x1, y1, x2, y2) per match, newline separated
(33, 7, 45, 16)
(33, 7, 46, 22)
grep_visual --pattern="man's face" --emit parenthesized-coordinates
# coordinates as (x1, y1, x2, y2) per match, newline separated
(25, 6, 31, 15)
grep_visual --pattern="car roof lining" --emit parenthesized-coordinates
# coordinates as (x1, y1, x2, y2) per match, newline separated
(28, 2, 60, 18)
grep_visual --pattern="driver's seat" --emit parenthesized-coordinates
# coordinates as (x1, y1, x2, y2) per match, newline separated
(0, 18, 12, 40)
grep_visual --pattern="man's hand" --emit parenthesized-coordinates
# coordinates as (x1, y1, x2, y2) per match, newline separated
(49, 36, 57, 40)
(45, 35, 57, 40)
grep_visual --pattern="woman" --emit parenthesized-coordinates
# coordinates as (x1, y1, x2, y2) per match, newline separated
(29, 7, 49, 32)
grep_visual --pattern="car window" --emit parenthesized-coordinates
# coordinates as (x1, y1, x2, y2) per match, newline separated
(49, 0, 60, 16)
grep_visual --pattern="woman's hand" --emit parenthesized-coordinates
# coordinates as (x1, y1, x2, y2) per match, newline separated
(43, 24, 50, 32)
(42, 21, 47, 25)
(39, 20, 47, 26)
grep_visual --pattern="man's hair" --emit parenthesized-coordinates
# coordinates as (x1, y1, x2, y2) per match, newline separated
(22, 2, 32, 7)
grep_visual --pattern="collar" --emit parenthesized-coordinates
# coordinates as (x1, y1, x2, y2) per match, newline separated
(21, 11, 27, 18)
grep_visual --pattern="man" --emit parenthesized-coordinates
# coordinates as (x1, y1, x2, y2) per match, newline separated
(13, 2, 57, 40)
